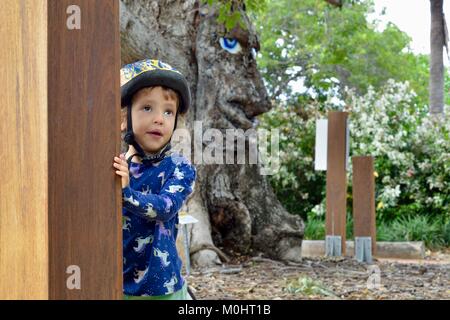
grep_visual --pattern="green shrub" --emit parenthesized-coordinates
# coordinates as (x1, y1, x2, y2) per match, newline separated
(375, 216, 447, 248)
(304, 216, 325, 240)
(376, 221, 395, 242)
(442, 221, 450, 246)
(305, 213, 448, 248)
(346, 213, 354, 240)
(260, 81, 450, 230)
(388, 216, 446, 248)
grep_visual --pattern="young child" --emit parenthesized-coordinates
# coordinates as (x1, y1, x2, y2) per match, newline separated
(113, 59, 196, 300)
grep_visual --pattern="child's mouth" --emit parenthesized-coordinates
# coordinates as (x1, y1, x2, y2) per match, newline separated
(147, 131, 163, 138)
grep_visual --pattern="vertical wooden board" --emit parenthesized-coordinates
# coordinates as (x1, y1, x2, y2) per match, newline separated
(47, 0, 122, 299)
(325, 111, 348, 254)
(0, 0, 49, 300)
(352, 156, 376, 253)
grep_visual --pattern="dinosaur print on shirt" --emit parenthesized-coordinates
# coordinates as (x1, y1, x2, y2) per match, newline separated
(144, 203, 157, 218)
(173, 167, 184, 180)
(154, 247, 170, 267)
(157, 220, 172, 240)
(133, 266, 149, 284)
(123, 216, 131, 231)
(158, 171, 166, 186)
(141, 185, 151, 195)
(124, 194, 139, 207)
(134, 235, 153, 254)
(122, 152, 197, 297)
(166, 185, 184, 193)
(163, 274, 178, 294)
(129, 165, 143, 179)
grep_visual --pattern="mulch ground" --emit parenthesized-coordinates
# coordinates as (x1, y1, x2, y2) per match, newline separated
(186, 250, 450, 300)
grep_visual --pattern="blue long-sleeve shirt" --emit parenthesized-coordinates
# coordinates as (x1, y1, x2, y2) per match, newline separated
(122, 152, 196, 296)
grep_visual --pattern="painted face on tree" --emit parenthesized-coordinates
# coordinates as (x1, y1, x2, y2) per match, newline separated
(126, 86, 178, 154)
(119, 1, 305, 265)
(195, 6, 271, 130)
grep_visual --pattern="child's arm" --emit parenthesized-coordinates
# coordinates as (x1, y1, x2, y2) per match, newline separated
(122, 161, 196, 222)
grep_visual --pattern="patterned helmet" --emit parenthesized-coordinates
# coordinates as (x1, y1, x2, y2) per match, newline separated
(120, 59, 191, 115)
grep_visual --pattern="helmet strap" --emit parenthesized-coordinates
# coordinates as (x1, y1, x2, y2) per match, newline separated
(174, 110, 178, 132)
(126, 143, 172, 166)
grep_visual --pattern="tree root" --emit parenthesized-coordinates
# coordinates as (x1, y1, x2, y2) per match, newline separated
(190, 243, 230, 263)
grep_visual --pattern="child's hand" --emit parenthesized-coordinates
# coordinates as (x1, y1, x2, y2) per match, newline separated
(113, 154, 129, 188)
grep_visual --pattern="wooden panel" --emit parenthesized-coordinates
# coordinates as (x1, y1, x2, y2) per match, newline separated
(325, 111, 348, 254)
(47, 0, 122, 299)
(352, 156, 376, 254)
(0, 0, 49, 300)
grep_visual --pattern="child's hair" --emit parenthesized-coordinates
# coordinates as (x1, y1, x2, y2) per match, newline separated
(131, 86, 180, 109)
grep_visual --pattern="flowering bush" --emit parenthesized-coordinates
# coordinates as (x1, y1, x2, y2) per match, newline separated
(259, 98, 329, 219)
(259, 80, 450, 229)
(345, 80, 449, 222)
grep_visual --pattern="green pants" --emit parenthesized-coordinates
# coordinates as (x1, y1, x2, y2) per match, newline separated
(123, 282, 191, 300)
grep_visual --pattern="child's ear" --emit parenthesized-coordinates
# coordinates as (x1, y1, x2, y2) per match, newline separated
(120, 108, 127, 132)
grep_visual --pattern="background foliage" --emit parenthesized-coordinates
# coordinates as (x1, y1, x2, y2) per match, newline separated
(203, 0, 450, 247)
(254, 0, 450, 247)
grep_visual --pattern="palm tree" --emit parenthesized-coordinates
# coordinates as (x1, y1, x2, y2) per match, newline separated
(430, 0, 446, 115)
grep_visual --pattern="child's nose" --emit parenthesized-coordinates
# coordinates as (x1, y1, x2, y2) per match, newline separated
(153, 112, 164, 124)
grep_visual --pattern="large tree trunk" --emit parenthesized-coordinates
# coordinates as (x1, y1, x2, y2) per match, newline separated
(430, 0, 445, 114)
(120, 0, 304, 266)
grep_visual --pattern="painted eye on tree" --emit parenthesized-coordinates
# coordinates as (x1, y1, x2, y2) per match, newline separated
(251, 48, 257, 60)
(219, 37, 242, 54)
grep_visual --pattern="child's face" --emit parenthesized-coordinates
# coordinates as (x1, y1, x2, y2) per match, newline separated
(122, 86, 178, 154)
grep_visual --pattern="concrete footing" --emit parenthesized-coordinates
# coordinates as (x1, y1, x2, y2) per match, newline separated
(301, 240, 425, 260)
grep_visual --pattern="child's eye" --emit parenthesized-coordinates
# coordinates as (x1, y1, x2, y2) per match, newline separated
(143, 105, 152, 112)
(219, 37, 242, 54)
(164, 110, 174, 116)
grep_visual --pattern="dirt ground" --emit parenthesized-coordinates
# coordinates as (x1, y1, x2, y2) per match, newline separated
(187, 249, 450, 300)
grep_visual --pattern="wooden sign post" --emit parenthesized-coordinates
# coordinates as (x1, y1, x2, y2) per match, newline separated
(0, 0, 122, 299)
(325, 111, 349, 256)
(352, 156, 376, 263)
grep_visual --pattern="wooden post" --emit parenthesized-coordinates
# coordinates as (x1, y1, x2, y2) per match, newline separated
(325, 111, 349, 255)
(352, 156, 376, 254)
(0, 0, 122, 299)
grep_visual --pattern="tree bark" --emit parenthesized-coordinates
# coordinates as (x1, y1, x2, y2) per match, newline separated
(430, 0, 445, 114)
(120, 0, 304, 266)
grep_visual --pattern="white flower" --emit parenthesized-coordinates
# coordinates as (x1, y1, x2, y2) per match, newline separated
(311, 203, 325, 217)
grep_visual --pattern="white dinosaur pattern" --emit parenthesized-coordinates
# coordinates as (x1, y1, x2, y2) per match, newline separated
(173, 167, 184, 180)
(124, 194, 139, 207)
(144, 203, 157, 218)
(153, 247, 170, 267)
(133, 236, 153, 253)
(166, 185, 184, 193)
(163, 275, 178, 294)
(123, 216, 131, 231)
(158, 172, 166, 186)
(141, 185, 151, 195)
